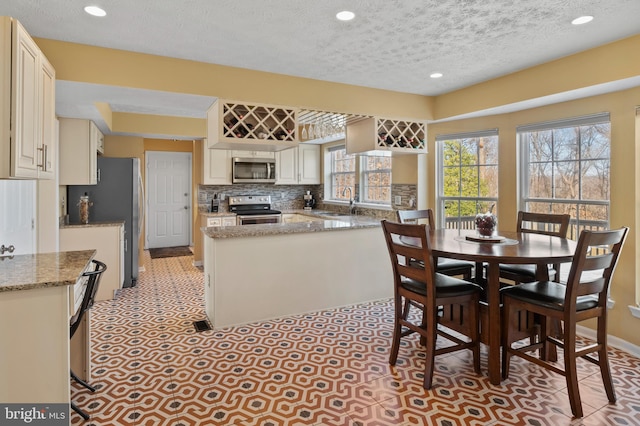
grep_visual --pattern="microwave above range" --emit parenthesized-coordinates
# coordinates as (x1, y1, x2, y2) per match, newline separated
(232, 157, 276, 184)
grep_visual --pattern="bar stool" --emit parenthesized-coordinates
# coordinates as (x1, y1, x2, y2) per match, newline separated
(70, 259, 107, 421)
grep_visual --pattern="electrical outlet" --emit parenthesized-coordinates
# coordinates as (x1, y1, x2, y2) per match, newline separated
(394, 195, 402, 205)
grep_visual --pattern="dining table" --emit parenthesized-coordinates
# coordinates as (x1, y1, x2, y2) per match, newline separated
(429, 228, 577, 385)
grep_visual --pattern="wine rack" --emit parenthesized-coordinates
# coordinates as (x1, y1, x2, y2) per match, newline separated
(346, 117, 426, 154)
(207, 99, 298, 151)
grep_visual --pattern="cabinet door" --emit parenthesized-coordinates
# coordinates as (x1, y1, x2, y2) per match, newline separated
(207, 217, 222, 227)
(203, 148, 232, 185)
(221, 216, 236, 226)
(11, 21, 40, 178)
(59, 118, 98, 185)
(38, 56, 56, 180)
(231, 150, 275, 159)
(275, 148, 297, 184)
(298, 144, 320, 184)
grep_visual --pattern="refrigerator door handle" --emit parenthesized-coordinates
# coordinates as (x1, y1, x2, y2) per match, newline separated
(138, 171, 145, 239)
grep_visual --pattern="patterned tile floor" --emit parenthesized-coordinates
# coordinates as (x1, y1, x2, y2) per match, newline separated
(72, 252, 640, 425)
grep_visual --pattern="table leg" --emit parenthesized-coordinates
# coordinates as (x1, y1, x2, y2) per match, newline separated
(486, 262, 501, 385)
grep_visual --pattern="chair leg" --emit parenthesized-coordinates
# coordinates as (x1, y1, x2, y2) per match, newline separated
(597, 317, 616, 403)
(389, 296, 403, 366)
(469, 299, 480, 374)
(422, 316, 437, 389)
(563, 325, 583, 418)
(71, 369, 96, 393)
(71, 402, 90, 421)
(501, 299, 511, 380)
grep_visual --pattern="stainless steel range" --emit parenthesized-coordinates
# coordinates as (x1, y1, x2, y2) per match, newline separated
(228, 195, 282, 225)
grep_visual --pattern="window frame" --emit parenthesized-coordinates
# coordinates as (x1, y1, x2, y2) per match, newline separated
(324, 145, 356, 202)
(436, 130, 499, 229)
(518, 113, 611, 239)
(359, 151, 392, 206)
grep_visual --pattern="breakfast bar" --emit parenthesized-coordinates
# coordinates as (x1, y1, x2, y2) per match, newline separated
(0, 250, 96, 405)
(202, 212, 393, 328)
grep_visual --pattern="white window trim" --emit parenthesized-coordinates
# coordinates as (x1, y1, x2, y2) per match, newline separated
(359, 152, 392, 206)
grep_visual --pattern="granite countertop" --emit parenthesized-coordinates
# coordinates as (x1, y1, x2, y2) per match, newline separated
(60, 221, 125, 229)
(202, 210, 380, 239)
(0, 250, 96, 292)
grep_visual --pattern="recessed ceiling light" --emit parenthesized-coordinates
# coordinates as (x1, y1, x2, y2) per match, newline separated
(336, 11, 355, 21)
(84, 5, 106, 17)
(430, 72, 443, 79)
(571, 15, 593, 25)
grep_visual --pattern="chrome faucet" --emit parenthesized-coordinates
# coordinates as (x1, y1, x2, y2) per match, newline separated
(341, 187, 356, 215)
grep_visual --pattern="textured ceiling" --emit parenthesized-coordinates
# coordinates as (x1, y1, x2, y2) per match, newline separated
(2, 0, 640, 137)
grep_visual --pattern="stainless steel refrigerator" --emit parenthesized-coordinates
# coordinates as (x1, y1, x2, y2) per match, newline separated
(68, 157, 143, 287)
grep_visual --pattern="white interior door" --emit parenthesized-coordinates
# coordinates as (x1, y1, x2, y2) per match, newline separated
(146, 151, 192, 249)
(0, 180, 36, 255)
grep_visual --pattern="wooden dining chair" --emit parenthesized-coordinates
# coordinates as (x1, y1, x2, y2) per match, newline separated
(381, 220, 482, 389)
(499, 211, 571, 284)
(397, 209, 474, 280)
(501, 227, 628, 418)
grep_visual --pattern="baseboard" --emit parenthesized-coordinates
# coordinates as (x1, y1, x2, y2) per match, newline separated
(192, 260, 203, 267)
(139, 266, 146, 273)
(577, 325, 640, 358)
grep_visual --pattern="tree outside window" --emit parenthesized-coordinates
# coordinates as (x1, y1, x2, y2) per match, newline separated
(361, 152, 391, 204)
(437, 133, 499, 229)
(520, 116, 610, 238)
(329, 147, 355, 201)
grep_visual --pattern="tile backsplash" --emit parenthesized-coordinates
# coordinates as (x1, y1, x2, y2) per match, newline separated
(198, 183, 417, 220)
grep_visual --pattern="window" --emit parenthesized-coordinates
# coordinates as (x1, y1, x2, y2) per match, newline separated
(360, 152, 392, 205)
(519, 113, 610, 239)
(324, 146, 392, 205)
(436, 130, 499, 229)
(327, 146, 355, 201)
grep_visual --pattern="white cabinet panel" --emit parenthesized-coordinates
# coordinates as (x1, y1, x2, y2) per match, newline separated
(0, 18, 56, 179)
(203, 146, 232, 185)
(275, 144, 320, 185)
(0, 180, 36, 255)
(59, 118, 101, 185)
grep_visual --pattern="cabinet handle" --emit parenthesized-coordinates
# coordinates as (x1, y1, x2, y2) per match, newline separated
(124, 239, 128, 252)
(37, 145, 46, 171)
(97, 168, 101, 182)
(43, 144, 48, 172)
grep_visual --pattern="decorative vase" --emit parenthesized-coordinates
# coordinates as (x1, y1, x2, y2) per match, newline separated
(475, 211, 497, 237)
(477, 226, 495, 237)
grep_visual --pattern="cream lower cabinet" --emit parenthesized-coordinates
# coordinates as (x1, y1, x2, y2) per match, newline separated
(206, 216, 236, 227)
(276, 144, 320, 184)
(60, 223, 125, 301)
(59, 118, 103, 185)
(0, 17, 56, 179)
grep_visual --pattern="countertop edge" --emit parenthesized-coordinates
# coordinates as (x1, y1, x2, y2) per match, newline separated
(0, 250, 96, 293)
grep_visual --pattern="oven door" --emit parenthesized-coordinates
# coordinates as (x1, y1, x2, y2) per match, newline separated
(236, 214, 282, 226)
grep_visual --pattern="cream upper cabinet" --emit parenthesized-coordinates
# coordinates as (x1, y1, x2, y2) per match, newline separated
(95, 124, 105, 154)
(59, 118, 102, 185)
(0, 17, 56, 179)
(203, 142, 232, 185)
(231, 150, 275, 159)
(275, 144, 320, 185)
(207, 99, 298, 152)
(346, 117, 426, 155)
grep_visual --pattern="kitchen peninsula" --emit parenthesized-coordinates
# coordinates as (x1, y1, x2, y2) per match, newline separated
(202, 213, 392, 328)
(0, 250, 95, 405)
